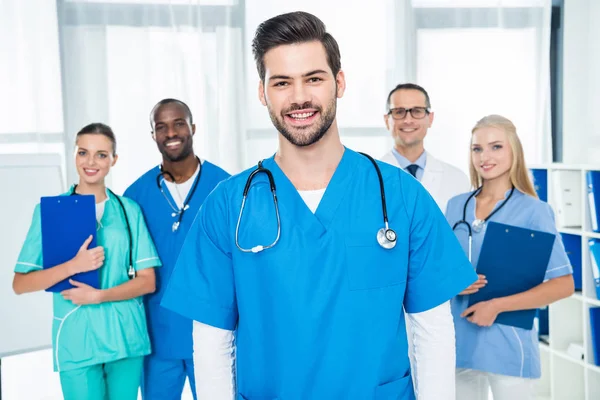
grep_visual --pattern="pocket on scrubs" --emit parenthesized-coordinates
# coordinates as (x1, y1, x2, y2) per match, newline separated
(345, 232, 408, 291)
(374, 373, 412, 399)
(52, 308, 95, 368)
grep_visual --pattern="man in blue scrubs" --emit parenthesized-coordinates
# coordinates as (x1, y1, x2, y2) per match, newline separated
(124, 98, 230, 400)
(161, 13, 477, 400)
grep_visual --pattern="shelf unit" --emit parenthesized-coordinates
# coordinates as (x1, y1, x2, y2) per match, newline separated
(529, 164, 600, 400)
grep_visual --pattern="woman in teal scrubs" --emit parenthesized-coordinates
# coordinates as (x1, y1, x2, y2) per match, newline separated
(13, 123, 161, 400)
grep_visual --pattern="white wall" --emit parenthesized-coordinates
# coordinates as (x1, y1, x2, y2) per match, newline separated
(562, 0, 600, 163)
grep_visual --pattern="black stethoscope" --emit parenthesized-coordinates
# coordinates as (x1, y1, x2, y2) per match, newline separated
(156, 156, 202, 232)
(71, 186, 135, 280)
(452, 185, 515, 261)
(234, 152, 396, 253)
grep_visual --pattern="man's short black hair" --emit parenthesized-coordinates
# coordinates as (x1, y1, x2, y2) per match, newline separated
(386, 83, 432, 111)
(251, 11, 342, 82)
(150, 98, 193, 128)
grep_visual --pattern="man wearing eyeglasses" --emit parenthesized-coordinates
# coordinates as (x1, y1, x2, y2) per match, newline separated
(380, 83, 470, 395)
(380, 83, 469, 213)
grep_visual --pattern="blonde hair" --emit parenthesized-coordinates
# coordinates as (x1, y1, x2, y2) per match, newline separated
(469, 114, 537, 198)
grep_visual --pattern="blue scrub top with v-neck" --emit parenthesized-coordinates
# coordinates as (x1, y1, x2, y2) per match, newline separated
(445, 189, 572, 378)
(124, 161, 230, 359)
(161, 148, 477, 399)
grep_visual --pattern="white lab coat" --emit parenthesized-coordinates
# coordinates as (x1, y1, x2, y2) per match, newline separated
(380, 150, 471, 214)
(381, 149, 471, 395)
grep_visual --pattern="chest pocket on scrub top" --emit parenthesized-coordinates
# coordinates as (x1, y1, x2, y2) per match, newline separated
(345, 231, 408, 291)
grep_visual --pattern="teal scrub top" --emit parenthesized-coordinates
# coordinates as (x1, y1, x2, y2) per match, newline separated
(14, 186, 162, 372)
(161, 148, 477, 399)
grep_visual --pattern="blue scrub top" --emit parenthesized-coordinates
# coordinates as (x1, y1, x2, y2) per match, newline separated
(124, 160, 230, 359)
(161, 148, 476, 399)
(445, 189, 572, 378)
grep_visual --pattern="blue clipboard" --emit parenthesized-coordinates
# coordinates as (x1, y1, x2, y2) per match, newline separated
(468, 221, 555, 330)
(40, 195, 100, 292)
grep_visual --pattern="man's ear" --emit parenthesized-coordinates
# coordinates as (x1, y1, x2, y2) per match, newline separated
(259, 80, 267, 106)
(384, 114, 391, 131)
(335, 70, 346, 98)
(191, 124, 196, 135)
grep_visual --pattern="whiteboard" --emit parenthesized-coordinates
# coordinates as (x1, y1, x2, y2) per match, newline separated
(0, 153, 65, 358)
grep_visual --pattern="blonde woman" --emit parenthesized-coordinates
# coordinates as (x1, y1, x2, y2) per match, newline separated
(445, 115, 574, 399)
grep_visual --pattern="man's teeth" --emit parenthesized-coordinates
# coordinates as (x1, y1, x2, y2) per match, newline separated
(401, 128, 417, 132)
(290, 112, 315, 120)
(166, 141, 181, 147)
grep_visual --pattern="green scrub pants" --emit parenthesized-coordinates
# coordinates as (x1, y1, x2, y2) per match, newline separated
(59, 356, 143, 400)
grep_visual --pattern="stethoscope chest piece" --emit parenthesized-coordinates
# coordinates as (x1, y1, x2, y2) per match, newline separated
(377, 227, 397, 249)
(472, 219, 485, 233)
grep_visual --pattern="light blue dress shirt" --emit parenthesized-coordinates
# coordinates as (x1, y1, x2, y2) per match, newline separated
(391, 148, 426, 181)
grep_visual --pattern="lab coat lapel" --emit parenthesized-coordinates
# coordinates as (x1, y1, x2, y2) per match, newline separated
(380, 151, 398, 168)
(421, 152, 443, 197)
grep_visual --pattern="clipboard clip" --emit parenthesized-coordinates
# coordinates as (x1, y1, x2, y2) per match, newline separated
(128, 265, 136, 280)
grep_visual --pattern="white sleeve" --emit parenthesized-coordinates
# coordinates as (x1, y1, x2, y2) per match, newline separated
(192, 320, 236, 399)
(407, 301, 456, 400)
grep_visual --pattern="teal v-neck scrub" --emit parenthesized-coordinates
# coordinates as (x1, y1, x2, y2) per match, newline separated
(15, 187, 161, 373)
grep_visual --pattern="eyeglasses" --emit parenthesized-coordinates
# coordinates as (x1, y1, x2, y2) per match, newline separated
(387, 107, 430, 120)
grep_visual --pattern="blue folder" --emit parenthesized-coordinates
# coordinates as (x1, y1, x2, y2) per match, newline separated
(561, 233, 582, 291)
(531, 169, 548, 202)
(40, 195, 100, 292)
(590, 307, 600, 366)
(588, 239, 600, 300)
(537, 306, 549, 337)
(468, 222, 555, 330)
(587, 171, 600, 233)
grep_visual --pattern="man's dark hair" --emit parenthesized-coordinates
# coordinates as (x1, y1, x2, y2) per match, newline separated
(386, 83, 432, 111)
(252, 11, 341, 82)
(76, 122, 117, 156)
(149, 98, 193, 128)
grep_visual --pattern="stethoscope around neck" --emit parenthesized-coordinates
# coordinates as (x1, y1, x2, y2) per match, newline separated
(234, 153, 397, 253)
(452, 185, 515, 261)
(71, 185, 136, 280)
(155, 156, 202, 232)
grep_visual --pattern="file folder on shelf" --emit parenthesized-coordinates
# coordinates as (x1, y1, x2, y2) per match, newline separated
(531, 169, 548, 202)
(590, 307, 600, 366)
(468, 222, 554, 330)
(40, 194, 100, 292)
(537, 306, 549, 337)
(587, 171, 600, 233)
(561, 233, 582, 291)
(588, 239, 600, 300)
(552, 170, 582, 228)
